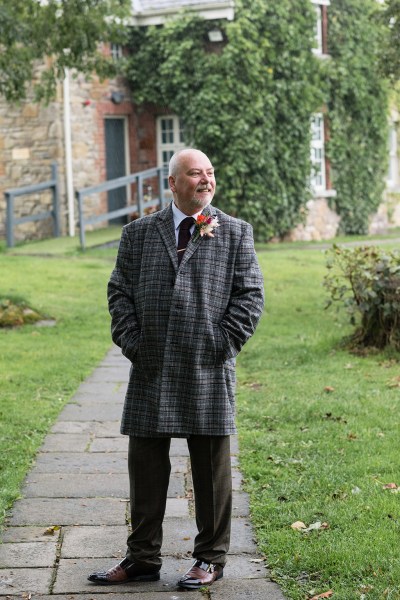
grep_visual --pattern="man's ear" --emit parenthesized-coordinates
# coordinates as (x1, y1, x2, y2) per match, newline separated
(168, 175, 176, 193)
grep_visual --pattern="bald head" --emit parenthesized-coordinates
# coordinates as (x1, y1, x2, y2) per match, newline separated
(168, 148, 216, 215)
(169, 149, 211, 177)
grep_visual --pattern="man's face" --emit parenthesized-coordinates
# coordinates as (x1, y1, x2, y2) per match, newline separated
(169, 150, 216, 215)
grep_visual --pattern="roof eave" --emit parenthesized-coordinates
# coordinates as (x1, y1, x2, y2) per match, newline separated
(129, 2, 235, 26)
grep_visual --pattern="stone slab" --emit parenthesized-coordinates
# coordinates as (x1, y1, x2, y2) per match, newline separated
(22, 472, 184, 500)
(56, 517, 255, 560)
(59, 403, 123, 421)
(0, 541, 57, 568)
(162, 517, 257, 555)
(1, 527, 61, 544)
(92, 421, 122, 437)
(232, 468, 243, 491)
(164, 498, 189, 518)
(72, 392, 125, 405)
(232, 492, 250, 517)
(169, 438, 189, 456)
(0, 567, 53, 594)
(31, 452, 128, 474)
(36, 594, 199, 600)
(40, 433, 90, 453)
(230, 435, 239, 455)
(61, 525, 128, 559)
(75, 381, 126, 396)
(89, 437, 129, 452)
(230, 519, 257, 554)
(53, 555, 267, 594)
(84, 368, 130, 383)
(51, 421, 96, 434)
(53, 556, 186, 594)
(170, 457, 189, 474)
(7, 498, 127, 526)
(22, 473, 130, 499)
(210, 578, 286, 600)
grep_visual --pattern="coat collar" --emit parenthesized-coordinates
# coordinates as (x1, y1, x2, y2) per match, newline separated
(155, 203, 217, 271)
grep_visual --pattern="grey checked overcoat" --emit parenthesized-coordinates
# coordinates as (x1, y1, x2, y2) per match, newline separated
(108, 203, 264, 437)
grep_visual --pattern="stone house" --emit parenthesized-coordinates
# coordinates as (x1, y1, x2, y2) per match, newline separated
(0, 0, 399, 245)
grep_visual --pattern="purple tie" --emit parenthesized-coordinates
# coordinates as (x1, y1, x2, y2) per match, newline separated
(177, 217, 195, 265)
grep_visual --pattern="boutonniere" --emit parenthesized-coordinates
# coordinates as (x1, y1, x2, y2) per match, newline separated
(192, 214, 220, 241)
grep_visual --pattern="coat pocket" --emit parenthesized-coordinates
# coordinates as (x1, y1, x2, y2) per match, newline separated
(121, 329, 142, 363)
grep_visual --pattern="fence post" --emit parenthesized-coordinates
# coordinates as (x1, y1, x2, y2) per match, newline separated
(77, 190, 86, 250)
(137, 175, 144, 218)
(6, 192, 15, 248)
(158, 167, 166, 209)
(51, 162, 61, 238)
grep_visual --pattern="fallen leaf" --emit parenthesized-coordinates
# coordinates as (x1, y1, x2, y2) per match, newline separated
(248, 382, 263, 390)
(309, 591, 334, 599)
(303, 521, 329, 532)
(324, 386, 335, 393)
(43, 525, 61, 536)
(21, 593, 32, 600)
(182, 537, 191, 540)
(383, 483, 398, 489)
(291, 521, 307, 530)
(347, 432, 357, 440)
(249, 558, 264, 563)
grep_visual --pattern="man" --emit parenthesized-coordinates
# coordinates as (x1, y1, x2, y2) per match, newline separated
(88, 148, 264, 590)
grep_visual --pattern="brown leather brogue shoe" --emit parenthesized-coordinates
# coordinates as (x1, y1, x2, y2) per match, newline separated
(88, 557, 160, 585)
(177, 559, 223, 589)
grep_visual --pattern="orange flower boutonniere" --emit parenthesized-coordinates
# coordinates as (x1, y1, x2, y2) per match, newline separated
(193, 215, 220, 241)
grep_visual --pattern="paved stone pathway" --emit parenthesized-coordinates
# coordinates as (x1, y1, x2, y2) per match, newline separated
(0, 346, 285, 600)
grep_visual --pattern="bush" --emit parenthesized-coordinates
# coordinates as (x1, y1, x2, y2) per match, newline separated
(324, 245, 400, 350)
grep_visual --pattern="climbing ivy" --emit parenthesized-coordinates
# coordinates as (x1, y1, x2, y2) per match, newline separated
(326, 0, 389, 234)
(125, 0, 322, 240)
(124, 0, 389, 239)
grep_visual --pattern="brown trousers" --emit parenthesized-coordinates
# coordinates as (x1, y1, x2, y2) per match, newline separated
(126, 435, 232, 568)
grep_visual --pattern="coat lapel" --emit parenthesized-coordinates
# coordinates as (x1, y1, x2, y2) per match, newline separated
(155, 203, 218, 269)
(155, 204, 179, 269)
(180, 205, 217, 267)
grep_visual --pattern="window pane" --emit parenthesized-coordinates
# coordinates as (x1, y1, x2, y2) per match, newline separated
(310, 113, 326, 191)
(157, 116, 187, 190)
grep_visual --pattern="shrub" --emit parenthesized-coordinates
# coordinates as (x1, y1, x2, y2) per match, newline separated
(324, 245, 400, 350)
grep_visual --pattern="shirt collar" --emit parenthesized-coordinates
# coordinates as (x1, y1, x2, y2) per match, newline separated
(172, 201, 203, 231)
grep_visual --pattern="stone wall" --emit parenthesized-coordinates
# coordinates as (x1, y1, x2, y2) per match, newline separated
(289, 193, 400, 242)
(0, 86, 65, 243)
(0, 64, 139, 243)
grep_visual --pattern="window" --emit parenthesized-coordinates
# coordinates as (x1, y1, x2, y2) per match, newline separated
(110, 44, 123, 61)
(314, 4, 323, 54)
(311, 0, 329, 56)
(387, 121, 399, 188)
(157, 116, 186, 190)
(310, 113, 326, 192)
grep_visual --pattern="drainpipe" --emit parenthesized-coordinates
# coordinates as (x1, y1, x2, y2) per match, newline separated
(63, 67, 75, 237)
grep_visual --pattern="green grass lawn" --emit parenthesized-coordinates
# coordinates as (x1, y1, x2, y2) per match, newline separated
(0, 245, 114, 526)
(238, 247, 400, 600)
(1, 231, 399, 599)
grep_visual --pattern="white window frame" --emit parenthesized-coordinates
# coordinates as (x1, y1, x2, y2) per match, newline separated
(387, 121, 399, 188)
(311, 0, 329, 56)
(310, 113, 326, 193)
(156, 115, 186, 191)
(313, 4, 323, 55)
(110, 43, 123, 61)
